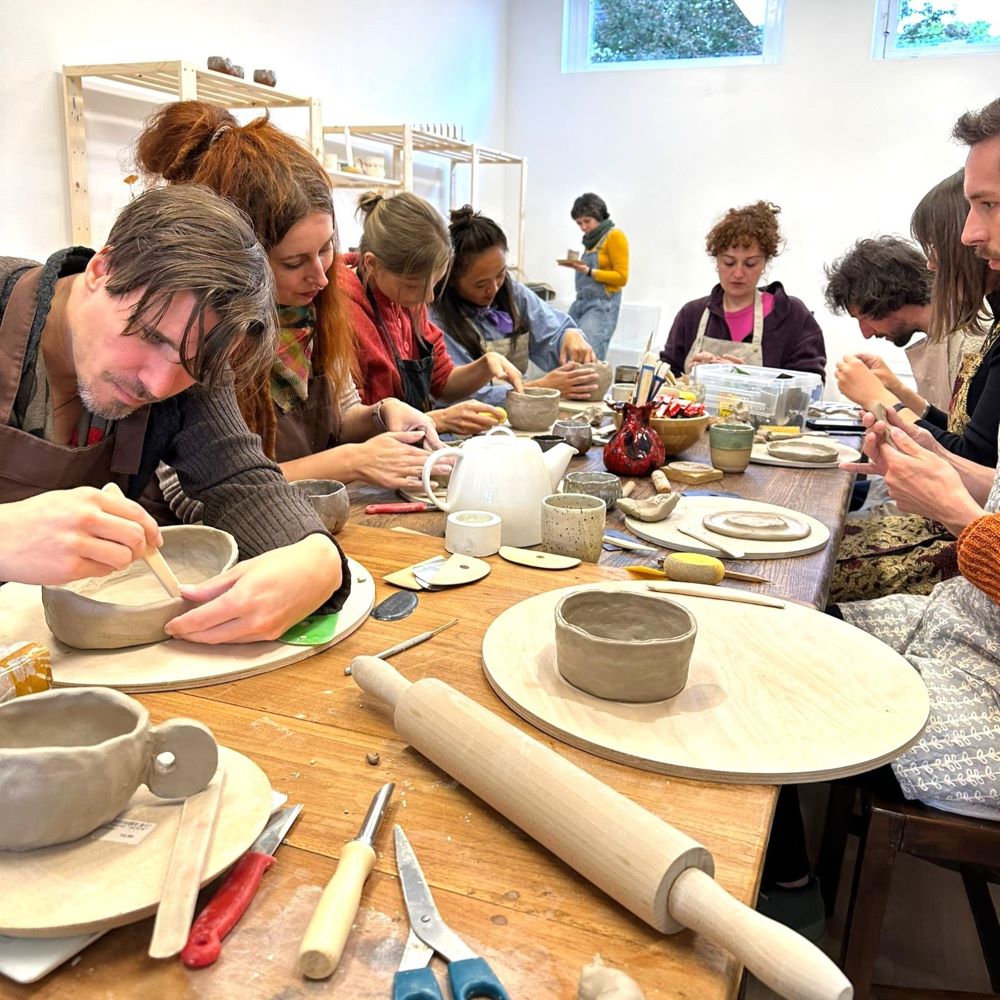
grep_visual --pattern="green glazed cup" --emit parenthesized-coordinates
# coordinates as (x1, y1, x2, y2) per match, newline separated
(709, 422, 755, 473)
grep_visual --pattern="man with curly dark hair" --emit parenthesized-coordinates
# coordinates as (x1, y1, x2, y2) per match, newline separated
(661, 200, 826, 380)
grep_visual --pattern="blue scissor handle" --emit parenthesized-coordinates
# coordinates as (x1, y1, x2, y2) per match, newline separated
(392, 967, 443, 1000)
(448, 957, 510, 1000)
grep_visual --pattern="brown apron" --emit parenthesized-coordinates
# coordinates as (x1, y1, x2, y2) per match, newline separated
(274, 371, 343, 462)
(0, 266, 148, 502)
(479, 330, 530, 376)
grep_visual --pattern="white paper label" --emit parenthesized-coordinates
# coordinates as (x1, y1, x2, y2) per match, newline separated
(89, 817, 156, 845)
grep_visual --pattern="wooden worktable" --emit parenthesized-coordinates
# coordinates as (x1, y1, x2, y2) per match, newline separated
(8, 442, 857, 998)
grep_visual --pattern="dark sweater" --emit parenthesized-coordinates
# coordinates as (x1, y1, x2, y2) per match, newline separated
(915, 293, 1000, 467)
(660, 281, 827, 381)
(0, 250, 350, 608)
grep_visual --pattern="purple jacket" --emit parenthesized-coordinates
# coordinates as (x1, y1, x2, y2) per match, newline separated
(660, 281, 826, 381)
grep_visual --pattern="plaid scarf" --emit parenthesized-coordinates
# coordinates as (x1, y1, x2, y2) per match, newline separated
(271, 304, 315, 413)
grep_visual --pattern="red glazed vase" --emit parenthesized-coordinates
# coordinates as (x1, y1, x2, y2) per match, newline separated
(603, 402, 666, 476)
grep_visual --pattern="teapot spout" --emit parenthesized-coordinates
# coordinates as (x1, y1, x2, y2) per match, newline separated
(543, 442, 577, 490)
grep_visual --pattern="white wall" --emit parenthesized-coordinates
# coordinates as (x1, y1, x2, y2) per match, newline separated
(505, 0, 1000, 386)
(0, 0, 509, 259)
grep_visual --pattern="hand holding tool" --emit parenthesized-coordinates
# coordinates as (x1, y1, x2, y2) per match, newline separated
(298, 783, 394, 979)
(350, 656, 851, 1000)
(102, 482, 181, 598)
(393, 825, 509, 1000)
(181, 804, 302, 968)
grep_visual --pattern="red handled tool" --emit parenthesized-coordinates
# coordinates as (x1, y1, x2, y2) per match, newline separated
(365, 502, 428, 514)
(181, 804, 302, 968)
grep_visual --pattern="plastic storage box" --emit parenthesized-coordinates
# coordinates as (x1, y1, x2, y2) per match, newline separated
(691, 363, 823, 428)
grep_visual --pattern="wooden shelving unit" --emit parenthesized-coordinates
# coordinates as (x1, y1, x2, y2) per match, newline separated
(62, 61, 322, 244)
(323, 124, 528, 269)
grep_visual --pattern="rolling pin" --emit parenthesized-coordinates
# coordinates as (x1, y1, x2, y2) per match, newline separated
(350, 656, 851, 1000)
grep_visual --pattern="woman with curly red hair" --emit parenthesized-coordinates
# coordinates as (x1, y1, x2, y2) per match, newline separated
(661, 201, 826, 380)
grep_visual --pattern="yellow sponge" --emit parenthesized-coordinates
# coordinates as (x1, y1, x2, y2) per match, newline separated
(662, 552, 725, 585)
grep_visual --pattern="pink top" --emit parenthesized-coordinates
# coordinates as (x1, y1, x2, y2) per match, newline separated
(724, 292, 775, 342)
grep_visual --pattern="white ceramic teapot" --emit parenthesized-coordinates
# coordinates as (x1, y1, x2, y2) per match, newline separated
(422, 427, 576, 547)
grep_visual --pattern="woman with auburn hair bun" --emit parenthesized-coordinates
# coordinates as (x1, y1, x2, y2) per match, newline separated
(558, 192, 629, 361)
(431, 206, 599, 406)
(661, 201, 826, 380)
(135, 100, 442, 494)
(342, 192, 525, 437)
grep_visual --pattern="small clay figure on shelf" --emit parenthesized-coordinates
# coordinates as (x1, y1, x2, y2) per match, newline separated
(253, 69, 277, 87)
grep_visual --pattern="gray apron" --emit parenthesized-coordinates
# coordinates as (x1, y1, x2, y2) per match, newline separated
(684, 291, 764, 374)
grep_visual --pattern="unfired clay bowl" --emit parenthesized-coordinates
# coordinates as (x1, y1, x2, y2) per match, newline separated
(554, 591, 697, 703)
(293, 479, 349, 534)
(561, 471, 622, 511)
(506, 387, 561, 432)
(41, 525, 238, 650)
(0, 687, 218, 851)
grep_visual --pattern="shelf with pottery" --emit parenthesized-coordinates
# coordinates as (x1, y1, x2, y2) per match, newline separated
(322, 123, 527, 268)
(61, 61, 323, 244)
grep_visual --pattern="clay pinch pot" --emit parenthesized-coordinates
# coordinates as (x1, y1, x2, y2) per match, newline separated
(505, 387, 561, 432)
(552, 417, 593, 455)
(41, 525, 238, 650)
(554, 591, 697, 703)
(566, 361, 613, 403)
(561, 471, 622, 511)
(0, 686, 218, 851)
(293, 479, 349, 534)
(617, 493, 680, 523)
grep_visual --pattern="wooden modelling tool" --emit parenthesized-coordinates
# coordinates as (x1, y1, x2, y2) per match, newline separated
(676, 526, 745, 559)
(349, 655, 852, 1000)
(149, 766, 226, 958)
(646, 582, 785, 609)
(102, 482, 182, 598)
(298, 782, 394, 979)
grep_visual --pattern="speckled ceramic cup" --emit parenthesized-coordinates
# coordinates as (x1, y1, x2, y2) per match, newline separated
(0, 687, 218, 851)
(554, 591, 697, 702)
(561, 471, 623, 511)
(541, 492, 607, 563)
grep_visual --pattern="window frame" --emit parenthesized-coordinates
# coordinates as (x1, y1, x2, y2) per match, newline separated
(872, 0, 1000, 60)
(562, 0, 786, 73)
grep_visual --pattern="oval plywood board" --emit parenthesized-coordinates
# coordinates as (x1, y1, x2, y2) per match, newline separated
(0, 746, 271, 937)
(482, 581, 929, 783)
(624, 496, 830, 560)
(0, 559, 375, 692)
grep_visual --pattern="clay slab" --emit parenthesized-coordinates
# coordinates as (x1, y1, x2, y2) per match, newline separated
(0, 559, 375, 693)
(750, 435, 860, 469)
(701, 510, 811, 542)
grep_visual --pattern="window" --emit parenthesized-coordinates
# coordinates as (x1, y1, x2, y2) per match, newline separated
(562, 0, 785, 73)
(873, 0, 1000, 59)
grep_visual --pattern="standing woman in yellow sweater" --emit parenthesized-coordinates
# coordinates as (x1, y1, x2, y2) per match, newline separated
(559, 192, 629, 360)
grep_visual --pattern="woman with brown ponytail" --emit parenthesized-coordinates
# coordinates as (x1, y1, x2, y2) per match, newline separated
(135, 101, 442, 492)
(342, 192, 525, 437)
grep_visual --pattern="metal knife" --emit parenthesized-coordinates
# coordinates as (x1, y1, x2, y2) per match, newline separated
(180, 804, 302, 968)
(298, 782, 395, 979)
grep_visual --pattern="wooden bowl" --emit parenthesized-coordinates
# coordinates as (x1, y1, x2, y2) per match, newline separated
(612, 413, 709, 456)
(41, 525, 238, 650)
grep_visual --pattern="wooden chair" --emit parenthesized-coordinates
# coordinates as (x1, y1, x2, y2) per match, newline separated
(818, 775, 1000, 1000)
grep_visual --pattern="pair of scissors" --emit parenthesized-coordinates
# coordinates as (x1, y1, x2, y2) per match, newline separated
(392, 825, 509, 1000)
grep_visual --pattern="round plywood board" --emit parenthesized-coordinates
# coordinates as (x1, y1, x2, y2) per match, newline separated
(624, 496, 830, 560)
(750, 435, 860, 469)
(0, 559, 375, 692)
(482, 581, 929, 783)
(0, 745, 271, 937)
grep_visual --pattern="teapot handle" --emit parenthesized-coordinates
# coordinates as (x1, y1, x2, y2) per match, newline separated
(422, 447, 462, 512)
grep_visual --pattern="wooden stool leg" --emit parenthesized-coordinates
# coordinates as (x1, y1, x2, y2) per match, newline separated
(840, 800, 905, 1000)
(960, 867, 1000, 992)
(818, 781, 857, 917)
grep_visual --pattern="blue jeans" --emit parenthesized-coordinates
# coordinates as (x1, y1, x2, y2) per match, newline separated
(568, 291, 622, 361)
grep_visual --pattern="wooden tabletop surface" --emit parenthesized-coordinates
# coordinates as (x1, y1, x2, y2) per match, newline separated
(6, 438, 859, 1000)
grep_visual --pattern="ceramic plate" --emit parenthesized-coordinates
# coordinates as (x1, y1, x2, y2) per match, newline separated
(750, 434, 860, 469)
